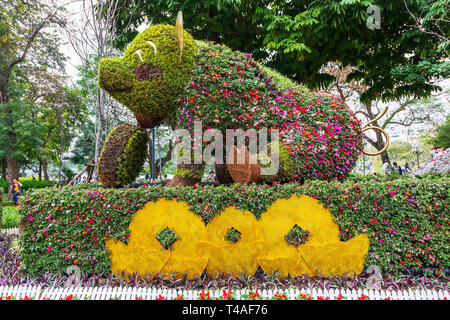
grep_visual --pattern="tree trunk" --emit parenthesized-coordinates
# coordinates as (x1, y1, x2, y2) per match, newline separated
(380, 151, 390, 166)
(38, 160, 42, 181)
(148, 130, 153, 178)
(87, 165, 94, 182)
(1, 158, 7, 179)
(94, 83, 106, 181)
(1, 76, 20, 181)
(42, 161, 49, 180)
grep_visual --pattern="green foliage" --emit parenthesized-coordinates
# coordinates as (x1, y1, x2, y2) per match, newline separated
(1, 206, 20, 228)
(156, 227, 179, 250)
(285, 225, 310, 247)
(430, 115, 450, 149)
(0, 1, 84, 180)
(112, 0, 271, 62)
(97, 124, 149, 187)
(173, 168, 204, 179)
(98, 25, 197, 125)
(256, 0, 449, 103)
(0, 178, 58, 194)
(116, 129, 149, 186)
(259, 142, 295, 183)
(18, 178, 449, 275)
(224, 227, 241, 243)
(111, 1, 449, 103)
(255, 62, 309, 95)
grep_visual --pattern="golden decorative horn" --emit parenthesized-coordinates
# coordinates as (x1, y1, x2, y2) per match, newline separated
(174, 11, 184, 62)
(361, 106, 390, 156)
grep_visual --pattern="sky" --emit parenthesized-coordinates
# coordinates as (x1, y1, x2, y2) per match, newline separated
(59, 0, 150, 81)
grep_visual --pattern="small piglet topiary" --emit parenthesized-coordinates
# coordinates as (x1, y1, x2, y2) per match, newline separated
(97, 123, 149, 187)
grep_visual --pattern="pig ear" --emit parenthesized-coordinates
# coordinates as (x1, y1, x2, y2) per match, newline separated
(174, 11, 183, 62)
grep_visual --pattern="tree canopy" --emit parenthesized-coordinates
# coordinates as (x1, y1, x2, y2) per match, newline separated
(110, 0, 449, 104)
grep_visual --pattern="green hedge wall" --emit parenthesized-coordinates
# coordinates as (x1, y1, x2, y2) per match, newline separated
(18, 178, 449, 276)
(0, 179, 58, 194)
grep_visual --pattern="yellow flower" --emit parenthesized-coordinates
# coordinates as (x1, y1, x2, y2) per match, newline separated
(257, 195, 369, 277)
(106, 195, 369, 279)
(106, 199, 208, 279)
(197, 207, 265, 277)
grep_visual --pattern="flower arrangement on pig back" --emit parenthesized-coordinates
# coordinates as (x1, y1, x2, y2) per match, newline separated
(168, 41, 363, 181)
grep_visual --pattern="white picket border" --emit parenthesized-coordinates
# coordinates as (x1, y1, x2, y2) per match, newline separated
(0, 285, 448, 300)
(0, 227, 20, 236)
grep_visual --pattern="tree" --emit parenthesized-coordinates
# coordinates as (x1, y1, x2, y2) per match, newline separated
(68, 54, 135, 182)
(65, 0, 135, 178)
(320, 61, 448, 164)
(110, 0, 449, 105)
(430, 114, 450, 149)
(260, 1, 449, 102)
(403, 0, 449, 58)
(0, 0, 68, 180)
(110, 0, 272, 62)
(147, 126, 174, 180)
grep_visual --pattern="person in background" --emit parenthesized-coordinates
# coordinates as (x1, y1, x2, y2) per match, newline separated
(10, 178, 22, 206)
(206, 170, 217, 182)
(392, 162, 399, 173)
(382, 160, 391, 176)
(404, 163, 412, 173)
(82, 176, 87, 184)
(74, 176, 81, 185)
(392, 162, 402, 175)
(145, 172, 150, 180)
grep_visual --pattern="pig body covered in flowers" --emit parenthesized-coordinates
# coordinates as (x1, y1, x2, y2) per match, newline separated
(97, 12, 363, 187)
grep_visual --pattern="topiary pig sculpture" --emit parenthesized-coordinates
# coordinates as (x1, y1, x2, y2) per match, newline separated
(97, 12, 363, 187)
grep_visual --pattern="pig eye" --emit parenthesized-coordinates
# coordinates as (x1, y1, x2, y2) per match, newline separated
(146, 41, 157, 54)
(133, 50, 144, 62)
(132, 41, 157, 63)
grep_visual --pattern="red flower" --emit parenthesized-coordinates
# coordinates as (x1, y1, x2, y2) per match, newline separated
(156, 294, 166, 300)
(222, 289, 233, 299)
(199, 291, 210, 300)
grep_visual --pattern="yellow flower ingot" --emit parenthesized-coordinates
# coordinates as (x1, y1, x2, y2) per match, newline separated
(106, 195, 369, 279)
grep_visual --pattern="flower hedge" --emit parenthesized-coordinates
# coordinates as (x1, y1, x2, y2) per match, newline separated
(18, 178, 449, 276)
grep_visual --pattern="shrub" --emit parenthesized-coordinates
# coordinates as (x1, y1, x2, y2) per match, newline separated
(259, 142, 294, 183)
(155, 227, 179, 250)
(18, 178, 449, 276)
(97, 124, 149, 187)
(1, 206, 20, 229)
(0, 178, 58, 194)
